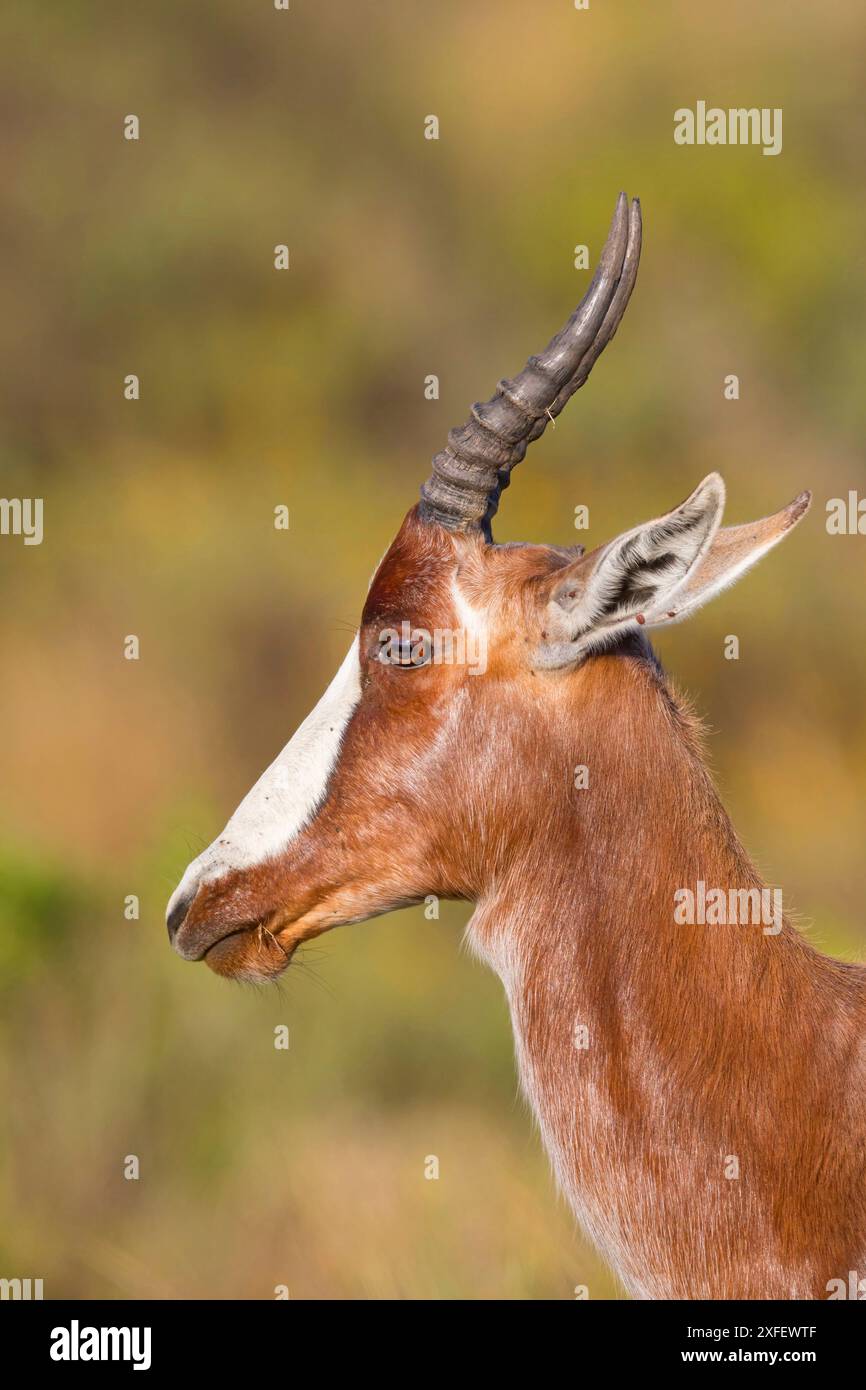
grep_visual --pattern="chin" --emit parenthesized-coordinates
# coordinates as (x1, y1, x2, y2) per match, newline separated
(203, 925, 296, 982)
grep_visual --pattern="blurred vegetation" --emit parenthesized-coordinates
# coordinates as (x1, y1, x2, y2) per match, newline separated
(0, 0, 864, 1298)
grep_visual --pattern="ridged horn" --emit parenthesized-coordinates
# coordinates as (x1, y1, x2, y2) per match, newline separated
(419, 192, 642, 533)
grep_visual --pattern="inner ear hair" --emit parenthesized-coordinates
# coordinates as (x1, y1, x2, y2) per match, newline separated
(568, 474, 725, 627)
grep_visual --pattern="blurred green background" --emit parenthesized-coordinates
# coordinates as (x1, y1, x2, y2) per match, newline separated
(1, 0, 864, 1299)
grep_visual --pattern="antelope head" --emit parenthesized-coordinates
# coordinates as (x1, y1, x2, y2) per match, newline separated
(166, 194, 809, 982)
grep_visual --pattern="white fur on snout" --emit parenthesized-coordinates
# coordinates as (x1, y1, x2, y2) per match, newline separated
(168, 638, 361, 917)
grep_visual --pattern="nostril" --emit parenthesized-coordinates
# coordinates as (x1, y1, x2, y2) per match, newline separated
(166, 889, 195, 942)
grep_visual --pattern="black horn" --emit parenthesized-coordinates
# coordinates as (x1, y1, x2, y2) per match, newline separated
(419, 192, 642, 534)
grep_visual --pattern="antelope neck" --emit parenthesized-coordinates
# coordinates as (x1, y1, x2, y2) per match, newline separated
(467, 647, 864, 1298)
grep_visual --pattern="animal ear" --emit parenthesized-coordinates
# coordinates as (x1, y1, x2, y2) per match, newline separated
(540, 474, 726, 663)
(639, 490, 811, 628)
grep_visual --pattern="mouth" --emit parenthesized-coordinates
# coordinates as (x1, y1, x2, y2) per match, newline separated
(199, 920, 298, 982)
(170, 886, 342, 982)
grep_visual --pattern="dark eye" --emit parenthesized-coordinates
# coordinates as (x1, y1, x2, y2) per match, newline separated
(376, 628, 432, 668)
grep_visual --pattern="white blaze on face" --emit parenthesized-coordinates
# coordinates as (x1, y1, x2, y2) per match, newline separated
(167, 638, 361, 917)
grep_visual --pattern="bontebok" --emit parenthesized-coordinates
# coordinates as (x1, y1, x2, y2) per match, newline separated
(168, 194, 866, 1300)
